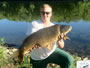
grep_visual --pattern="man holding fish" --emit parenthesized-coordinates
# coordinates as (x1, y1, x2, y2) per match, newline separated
(26, 4, 73, 68)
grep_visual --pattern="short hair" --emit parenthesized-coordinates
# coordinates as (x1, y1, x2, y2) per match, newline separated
(40, 4, 52, 11)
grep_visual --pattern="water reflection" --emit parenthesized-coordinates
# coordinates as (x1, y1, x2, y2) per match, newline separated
(0, 19, 90, 57)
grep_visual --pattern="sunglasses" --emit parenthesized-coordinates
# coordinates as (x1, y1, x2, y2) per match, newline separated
(41, 11, 51, 15)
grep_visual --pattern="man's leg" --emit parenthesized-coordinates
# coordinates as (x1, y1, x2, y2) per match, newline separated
(46, 48, 74, 68)
(30, 58, 47, 68)
(30, 48, 74, 68)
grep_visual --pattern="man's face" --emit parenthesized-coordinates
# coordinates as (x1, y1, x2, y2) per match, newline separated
(40, 7, 52, 21)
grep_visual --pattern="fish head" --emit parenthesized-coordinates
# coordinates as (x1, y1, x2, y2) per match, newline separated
(60, 25, 72, 40)
(60, 25, 72, 34)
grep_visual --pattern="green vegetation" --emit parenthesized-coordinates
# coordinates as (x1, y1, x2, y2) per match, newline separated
(0, 38, 11, 67)
(0, 1, 90, 22)
(0, 38, 5, 46)
(0, 38, 32, 68)
(0, 46, 32, 68)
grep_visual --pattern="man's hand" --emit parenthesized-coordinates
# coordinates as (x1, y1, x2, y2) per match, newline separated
(57, 33, 64, 48)
(58, 33, 64, 40)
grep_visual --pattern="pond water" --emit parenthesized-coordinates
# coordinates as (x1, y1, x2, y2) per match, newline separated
(0, 19, 28, 46)
(0, 19, 90, 57)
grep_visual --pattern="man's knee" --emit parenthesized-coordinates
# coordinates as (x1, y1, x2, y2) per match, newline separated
(66, 55, 74, 66)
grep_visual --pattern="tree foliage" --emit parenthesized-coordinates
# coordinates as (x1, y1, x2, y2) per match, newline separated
(0, 1, 90, 22)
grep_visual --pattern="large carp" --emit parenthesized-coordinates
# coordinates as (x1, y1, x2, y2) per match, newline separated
(12, 24, 72, 63)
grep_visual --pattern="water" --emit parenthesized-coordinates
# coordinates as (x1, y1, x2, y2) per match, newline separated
(0, 19, 90, 57)
(0, 19, 28, 47)
(59, 20, 90, 57)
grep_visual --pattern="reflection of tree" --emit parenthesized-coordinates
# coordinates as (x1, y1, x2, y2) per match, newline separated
(0, 1, 90, 22)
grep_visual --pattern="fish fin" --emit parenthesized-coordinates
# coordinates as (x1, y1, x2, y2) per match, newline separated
(47, 47, 52, 51)
(64, 36, 70, 40)
(47, 44, 53, 51)
(11, 49, 19, 58)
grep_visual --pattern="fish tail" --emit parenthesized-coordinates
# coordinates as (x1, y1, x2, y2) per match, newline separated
(18, 53, 24, 63)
